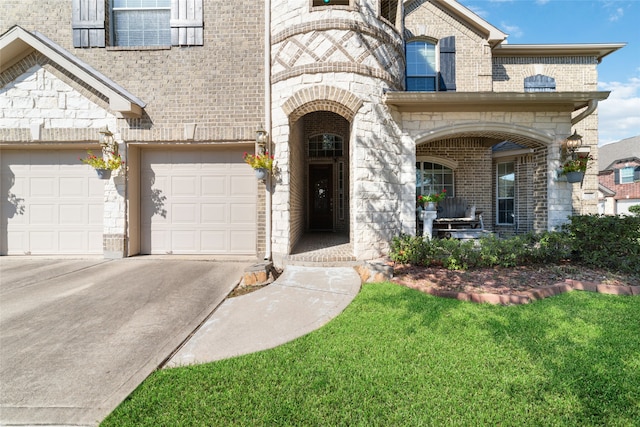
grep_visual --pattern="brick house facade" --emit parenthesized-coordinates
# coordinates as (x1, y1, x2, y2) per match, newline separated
(1, 0, 624, 264)
(598, 136, 640, 215)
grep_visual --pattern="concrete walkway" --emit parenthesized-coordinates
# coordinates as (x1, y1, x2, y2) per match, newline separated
(166, 266, 361, 367)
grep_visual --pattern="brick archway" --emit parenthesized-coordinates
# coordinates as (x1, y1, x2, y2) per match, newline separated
(283, 86, 363, 124)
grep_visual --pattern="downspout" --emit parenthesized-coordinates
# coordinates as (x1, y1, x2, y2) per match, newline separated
(571, 99, 598, 126)
(264, 0, 272, 261)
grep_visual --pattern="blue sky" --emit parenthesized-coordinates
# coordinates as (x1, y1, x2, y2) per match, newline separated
(458, 0, 640, 145)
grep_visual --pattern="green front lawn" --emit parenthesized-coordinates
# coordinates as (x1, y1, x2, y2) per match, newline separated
(102, 283, 640, 426)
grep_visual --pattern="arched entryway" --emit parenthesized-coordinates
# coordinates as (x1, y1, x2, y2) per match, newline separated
(288, 111, 351, 253)
(415, 123, 554, 236)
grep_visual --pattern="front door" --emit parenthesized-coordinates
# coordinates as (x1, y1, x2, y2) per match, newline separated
(309, 164, 333, 230)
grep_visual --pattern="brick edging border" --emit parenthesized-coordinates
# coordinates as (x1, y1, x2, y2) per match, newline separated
(398, 279, 640, 305)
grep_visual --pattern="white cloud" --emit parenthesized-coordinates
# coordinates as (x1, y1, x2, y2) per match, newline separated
(466, 5, 489, 19)
(609, 7, 624, 21)
(535, 0, 550, 5)
(597, 77, 640, 144)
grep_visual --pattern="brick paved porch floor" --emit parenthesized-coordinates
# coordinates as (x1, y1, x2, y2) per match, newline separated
(284, 232, 356, 265)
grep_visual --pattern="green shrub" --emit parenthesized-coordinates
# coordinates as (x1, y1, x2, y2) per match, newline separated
(629, 204, 640, 216)
(389, 231, 573, 270)
(563, 214, 640, 275)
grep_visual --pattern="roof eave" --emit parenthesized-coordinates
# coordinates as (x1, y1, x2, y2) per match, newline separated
(492, 43, 627, 62)
(384, 91, 611, 113)
(0, 26, 146, 118)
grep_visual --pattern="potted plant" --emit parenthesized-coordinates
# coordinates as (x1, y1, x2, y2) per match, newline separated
(418, 189, 447, 211)
(243, 151, 274, 180)
(80, 150, 124, 179)
(561, 154, 592, 183)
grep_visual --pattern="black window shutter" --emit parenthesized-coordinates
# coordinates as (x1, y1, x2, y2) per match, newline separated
(614, 169, 620, 184)
(438, 36, 456, 91)
(171, 0, 204, 46)
(72, 0, 105, 48)
(634, 166, 640, 182)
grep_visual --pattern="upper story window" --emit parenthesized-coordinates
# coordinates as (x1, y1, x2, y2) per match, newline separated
(381, 0, 398, 26)
(72, 0, 203, 48)
(309, 134, 344, 158)
(618, 166, 640, 184)
(406, 37, 456, 92)
(312, 0, 349, 6)
(406, 41, 437, 91)
(113, 0, 171, 47)
(524, 75, 556, 92)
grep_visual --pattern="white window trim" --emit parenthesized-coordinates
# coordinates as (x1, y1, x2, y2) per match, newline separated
(406, 39, 440, 92)
(496, 161, 516, 225)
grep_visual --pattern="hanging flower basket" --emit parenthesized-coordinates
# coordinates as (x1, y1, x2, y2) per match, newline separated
(255, 168, 267, 180)
(95, 168, 112, 180)
(565, 171, 584, 183)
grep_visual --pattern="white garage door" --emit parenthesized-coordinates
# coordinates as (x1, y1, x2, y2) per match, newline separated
(141, 148, 257, 255)
(0, 150, 104, 255)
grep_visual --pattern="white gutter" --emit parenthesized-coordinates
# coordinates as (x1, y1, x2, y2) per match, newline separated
(571, 99, 598, 126)
(264, 0, 272, 261)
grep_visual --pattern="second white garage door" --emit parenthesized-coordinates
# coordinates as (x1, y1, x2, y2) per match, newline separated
(141, 148, 257, 255)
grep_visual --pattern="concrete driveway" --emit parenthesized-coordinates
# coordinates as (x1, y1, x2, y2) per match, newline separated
(0, 257, 248, 426)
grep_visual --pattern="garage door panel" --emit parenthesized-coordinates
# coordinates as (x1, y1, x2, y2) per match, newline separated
(141, 148, 256, 255)
(89, 204, 104, 224)
(230, 230, 256, 252)
(201, 204, 226, 223)
(172, 230, 198, 252)
(1, 150, 104, 255)
(172, 176, 198, 197)
(230, 203, 257, 223)
(230, 175, 255, 196)
(201, 231, 227, 251)
(30, 205, 56, 224)
(30, 231, 55, 253)
(88, 178, 104, 197)
(30, 177, 55, 197)
(59, 177, 85, 197)
(201, 176, 226, 196)
(59, 231, 85, 251)
(172, 204, 197, 223)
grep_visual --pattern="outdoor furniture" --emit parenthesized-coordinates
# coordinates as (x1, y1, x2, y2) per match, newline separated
(433, 197, 484, 237)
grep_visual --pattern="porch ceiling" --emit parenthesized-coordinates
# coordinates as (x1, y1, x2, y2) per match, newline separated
(384, 91, 611, 113)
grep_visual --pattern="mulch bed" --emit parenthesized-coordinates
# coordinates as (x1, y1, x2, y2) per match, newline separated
(391, 263, 640, 305)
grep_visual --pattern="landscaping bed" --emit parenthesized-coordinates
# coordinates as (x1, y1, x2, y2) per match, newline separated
(392, 263, 638, 295)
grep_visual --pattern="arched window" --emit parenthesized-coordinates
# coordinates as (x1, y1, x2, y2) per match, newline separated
(524, 75, 556, 92)
(406, 40, 437, 91)
(416, 161, 454, 198)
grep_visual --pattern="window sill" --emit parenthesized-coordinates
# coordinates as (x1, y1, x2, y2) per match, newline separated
(106, 45, 171, 51)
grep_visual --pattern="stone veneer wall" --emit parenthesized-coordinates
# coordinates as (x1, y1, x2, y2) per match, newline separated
(270, 0, 410, 263)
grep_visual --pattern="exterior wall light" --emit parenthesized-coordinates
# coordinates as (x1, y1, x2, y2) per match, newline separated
(99, 126, 117, 156)
(256, 128, 268, 153)
(565, 130, 583, 153)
